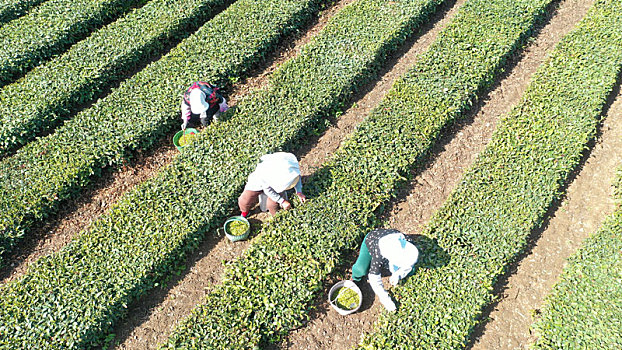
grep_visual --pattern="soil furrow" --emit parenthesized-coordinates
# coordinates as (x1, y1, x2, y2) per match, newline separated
(0, 0, 599, 349)
(272, 0, 594, 348)
(0, 139, 178, 284)
(0, 0, 348, 286)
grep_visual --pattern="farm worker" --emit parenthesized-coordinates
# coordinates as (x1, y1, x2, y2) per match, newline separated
(351, 228, 419, 312)
(238, 152, 307, 217)
(180, 81, 229, 129)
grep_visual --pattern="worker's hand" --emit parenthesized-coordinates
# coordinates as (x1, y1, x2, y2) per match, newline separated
(181, 120, 187, 130)
(219, 98, 229, 113)
(296, 192, 306, 203)
(379, 295, 397, 312)
(281, 200, 292, 210)
(389, 274, 400, 286)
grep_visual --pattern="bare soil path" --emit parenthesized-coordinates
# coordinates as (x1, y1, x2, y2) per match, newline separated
(270, 0, 468, 348)
(0, 0, 603, 349)
(272, 0, 594, 349)
(0, 139, 178, 285)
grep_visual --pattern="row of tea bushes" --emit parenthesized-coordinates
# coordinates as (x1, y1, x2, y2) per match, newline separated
(164, 0, 562, 348)
(0, 0, 447, 347)
(0, 0, 230, 157)
(0, 0, 327, 267)
(361, 0, 622, 348)
(0, 0, 46, 25)
(0, 0, 146, 87)
(531, 168, 622, 349)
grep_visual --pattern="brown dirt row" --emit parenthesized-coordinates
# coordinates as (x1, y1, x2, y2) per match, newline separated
(111, 0, 467, 346)
(0, 1, 602, 350)
(274, 0, 596, 349)
(109, 1, 359, 348)
(270, 0, 469, 347)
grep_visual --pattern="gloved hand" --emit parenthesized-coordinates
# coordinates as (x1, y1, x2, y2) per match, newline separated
(389, 274, 400, 286)
(379, 294, 396, 312)
(219, 98, 229, 113)
(296, 192, 307, 203)
(281, 200, 292, 210)
(181, 120, 187, 130)
(200, 111, 207, 120)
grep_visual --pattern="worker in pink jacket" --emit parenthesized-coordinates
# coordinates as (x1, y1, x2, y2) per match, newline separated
(180, 81, 228, 129)
(238, 152, 307, 217)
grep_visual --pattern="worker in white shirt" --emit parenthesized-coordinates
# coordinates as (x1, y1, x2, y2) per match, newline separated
(238, 152, 307, 217)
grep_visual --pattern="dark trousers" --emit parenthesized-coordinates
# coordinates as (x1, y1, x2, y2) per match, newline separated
(187, 103, 219, 127)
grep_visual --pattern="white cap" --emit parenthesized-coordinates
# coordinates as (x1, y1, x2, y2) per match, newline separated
(379, 233, 419, 277)
(189, 89, 210, 114)
(256, 152, 301, 193)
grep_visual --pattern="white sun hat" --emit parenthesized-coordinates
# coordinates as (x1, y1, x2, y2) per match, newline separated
(189, 89, 210, 114)
(378, 232, 419, 285)
(256, 152, 301, 193)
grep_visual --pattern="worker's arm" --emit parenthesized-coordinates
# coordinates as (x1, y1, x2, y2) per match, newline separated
(294, 176, 306, 203)
(263, 186, 285, 204)
(368, 273, 396, 312)
(180, 101, 191, 129)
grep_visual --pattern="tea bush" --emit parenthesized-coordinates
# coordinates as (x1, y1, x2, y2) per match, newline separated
(0, 0, 46, 25)
(532, 168, 622, 349)
(0, 0, 145, 87)
(361, 0, 622, 347)
(165, 0, 567, 347)
(0, 0, 230, 156)
(0, 0, 326, 267)
(0, 0, 445, 347)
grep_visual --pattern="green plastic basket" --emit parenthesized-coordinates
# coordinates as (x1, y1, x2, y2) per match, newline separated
(173, 128, 198, 151)
(223, 216, 250, 242)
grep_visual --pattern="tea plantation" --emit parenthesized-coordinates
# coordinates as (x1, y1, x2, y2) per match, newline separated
(0, 0, 620, 348)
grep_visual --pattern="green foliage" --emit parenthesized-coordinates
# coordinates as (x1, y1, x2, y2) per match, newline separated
(0, 0, 146, 88)
(0, 0, 326, 267)
(0, 0, 446, 347)
(334, 287, 360, 310)
(359, 0, 622, 348)
(0, 0, 46, 25)
(164, 0, 563, 348)
(532, 212, 622, 349)
(531, 171, 622, 349)
(226, 220, 249, 236)
(0, 0, 230, 156)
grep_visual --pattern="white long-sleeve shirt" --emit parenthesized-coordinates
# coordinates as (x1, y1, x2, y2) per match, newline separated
(368, 274, 395, 311)
(244, 173, 302, 204)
